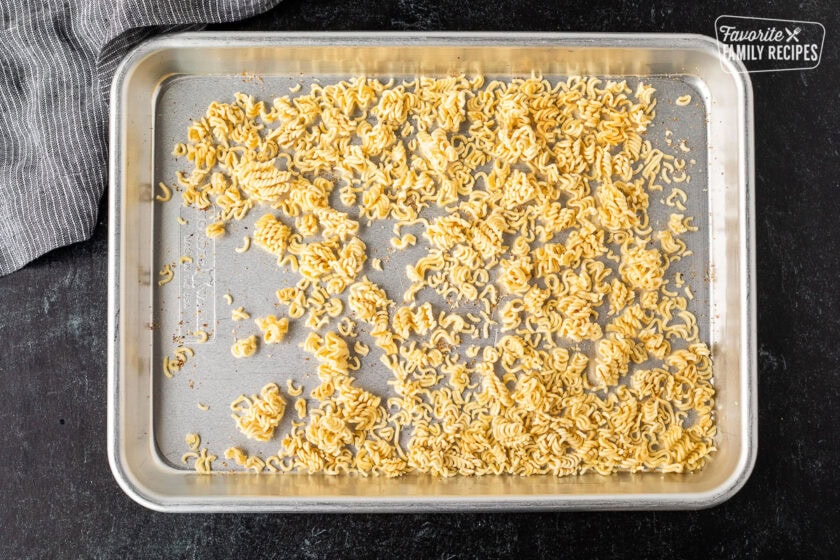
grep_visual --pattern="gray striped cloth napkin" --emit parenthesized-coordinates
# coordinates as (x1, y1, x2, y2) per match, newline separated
(0, 1, 280, 275)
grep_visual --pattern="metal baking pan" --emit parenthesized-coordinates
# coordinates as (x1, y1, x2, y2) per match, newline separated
(108, 32, 756, 512)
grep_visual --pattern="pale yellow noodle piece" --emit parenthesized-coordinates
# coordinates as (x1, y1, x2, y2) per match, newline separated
(255, 315, 289, 344)
(286, 379, 303, 396)
(231, 306, 250, 321)
(295, 398, 307, 419)
(230, 382, 286, 441)
(206, 221, 226, 239)
(185, 432, 201, 451)
(391, 234, 417, 249)
(157, 263, 174, 286)
(354, 341, 370, 356)
(183, 448, 216, 474)
(156, 182, 172, 202)
(231, 335, 258, 358)
(235, 236, 252, 253)
(224, 447, 248, 466)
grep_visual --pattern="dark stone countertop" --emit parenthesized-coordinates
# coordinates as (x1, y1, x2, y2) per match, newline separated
(2, 0, 839, 558)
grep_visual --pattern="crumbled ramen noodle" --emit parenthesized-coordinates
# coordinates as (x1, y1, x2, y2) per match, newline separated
(235, 236, 251, 253)
(205, 220, 226, 239)
(295, 398, 307, 419)
(185, 432, 201, 450)
(171, 75, 715, 477)
(230, 335, 258, 358)
(157, 263, 175, 286)
(155, 182, 172, 202)
(231, 306, 250, 321)
(163, 346, 194, 378)
(224, 446, 248, 466)
(224, 447, 267, 473)
(286, 379, 304, 396)
(255, 314, 290, 344)
(230, 382, 287, 441)
(182, 447, 216, 474)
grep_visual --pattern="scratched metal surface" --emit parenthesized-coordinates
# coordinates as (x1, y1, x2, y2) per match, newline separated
(151, 73, 709, 470)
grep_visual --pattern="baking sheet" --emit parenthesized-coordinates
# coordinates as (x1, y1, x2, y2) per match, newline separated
(152, 74, 709, 470)
(109, 32, 755, 511)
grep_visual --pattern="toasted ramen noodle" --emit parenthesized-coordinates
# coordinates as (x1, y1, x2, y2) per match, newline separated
(286, 379, 304, 396)
(185, 432, 201, 451)
(295, 398, 307, 419)
(235, 236, 252, 253)
(255, 315, 290, 344)
(157, 263, 175, 286)
(225, 446, 248, 466)
(183, 447, 216, 474)
(156, 182, 172, 202)
(173, 75, 714, 477)
(231, 306, 250, 321)
(205, 221, 226, 239)
(231, 335, 258, 358)
(230, 382, 287, 441)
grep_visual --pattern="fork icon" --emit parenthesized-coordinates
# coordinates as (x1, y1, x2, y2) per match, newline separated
(785, 27, 802, 42)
